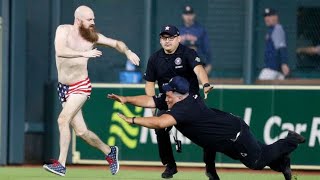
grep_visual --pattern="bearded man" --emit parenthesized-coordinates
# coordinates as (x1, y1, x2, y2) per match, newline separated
(42, 5, 140, 177)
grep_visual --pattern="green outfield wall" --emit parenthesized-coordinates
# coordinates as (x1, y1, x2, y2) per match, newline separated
(72, 84, 320, 169)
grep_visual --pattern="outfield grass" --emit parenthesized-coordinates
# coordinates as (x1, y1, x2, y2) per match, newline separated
(0, 167, 319, 180)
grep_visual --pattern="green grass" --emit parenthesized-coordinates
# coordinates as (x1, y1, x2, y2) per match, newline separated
(0, 167, 319, 180)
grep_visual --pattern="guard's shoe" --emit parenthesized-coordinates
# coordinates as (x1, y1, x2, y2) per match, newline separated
(105, 146, 119, 175)
(287, 131, 306, 144)
(43, 159, 66, 176)
(282, 156, 292, 180)
(205, 165, 220, 180)
(161, 164, 178, 179)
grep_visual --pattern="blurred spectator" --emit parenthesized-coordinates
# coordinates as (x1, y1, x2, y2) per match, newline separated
(258, 8, 290, 80)
(179, 5, 213, 74)
(297, 45, 320, 56)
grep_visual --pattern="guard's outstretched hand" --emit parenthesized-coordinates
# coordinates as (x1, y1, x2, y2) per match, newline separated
(203, 86, 214, 99)
(126, 50, 140, 66)
(107, 93, 127, 104)
(117, 113, 131, 124)
(117, 113, 126, 120)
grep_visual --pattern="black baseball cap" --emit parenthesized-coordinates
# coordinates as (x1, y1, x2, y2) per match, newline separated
(159, 25, 180, 36)
(183, 5, 194, 14)
(264, 8, 277, 17)
(162, 76, 189, 94)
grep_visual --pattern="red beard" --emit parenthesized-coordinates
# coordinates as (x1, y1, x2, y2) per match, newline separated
(79, 23, 98, 43)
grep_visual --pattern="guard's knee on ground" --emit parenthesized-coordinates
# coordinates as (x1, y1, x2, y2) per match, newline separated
(250, 163, 264, 170)
(242, 160, 264, 170)
(251, 166, 264, 170)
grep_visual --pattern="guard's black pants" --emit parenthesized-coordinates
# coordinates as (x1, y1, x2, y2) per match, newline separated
(155, 127, 176, 166)
(155, 128, 217, 167)
(223, 121, 299, 171)
(155, 111, 217, 171)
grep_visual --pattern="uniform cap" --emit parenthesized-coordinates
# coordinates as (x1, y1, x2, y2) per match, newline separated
(162, 76, 189, 94)
(159, 25, 180, 36)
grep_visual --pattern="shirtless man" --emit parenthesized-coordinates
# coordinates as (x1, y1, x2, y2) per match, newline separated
(43, 5, 140, 177)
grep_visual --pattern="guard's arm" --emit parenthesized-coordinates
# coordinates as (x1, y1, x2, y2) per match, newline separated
(107, 93, 156, 108)
(145, 81, 156, 96)
(194, 65, 210, 85)
(117, 113, 177, 129)
(145, 81, 157, 114)
(194, 65, 213, 98)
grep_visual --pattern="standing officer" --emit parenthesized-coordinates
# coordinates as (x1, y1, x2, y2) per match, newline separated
(180, 5, 212, 74)
(108, 76, 306, 180)
(144, 25, 216, 179)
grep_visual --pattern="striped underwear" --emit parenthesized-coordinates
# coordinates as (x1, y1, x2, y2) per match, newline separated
(57, 77, 92, 103)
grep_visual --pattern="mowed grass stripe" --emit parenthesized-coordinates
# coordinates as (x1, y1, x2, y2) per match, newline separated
(0, 167, 319, 180)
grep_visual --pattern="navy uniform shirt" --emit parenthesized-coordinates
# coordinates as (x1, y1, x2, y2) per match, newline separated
(153, 94, 241, 149)
(144, 44, 203, 95)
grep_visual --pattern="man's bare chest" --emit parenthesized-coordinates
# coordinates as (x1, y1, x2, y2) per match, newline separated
(67, 34, 94, 51)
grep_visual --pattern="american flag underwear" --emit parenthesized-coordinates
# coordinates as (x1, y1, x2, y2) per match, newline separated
(57, 77, 92, 103)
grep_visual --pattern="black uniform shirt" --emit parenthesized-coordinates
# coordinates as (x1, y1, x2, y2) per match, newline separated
(144, 44, 203, 95)
(153, 94, 241, 149)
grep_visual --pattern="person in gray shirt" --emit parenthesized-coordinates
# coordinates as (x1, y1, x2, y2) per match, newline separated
(259, 8, 290, 80)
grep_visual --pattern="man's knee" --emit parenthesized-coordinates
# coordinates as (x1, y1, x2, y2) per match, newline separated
(76, 129, 89, 138)
(57, 114, 70, 127)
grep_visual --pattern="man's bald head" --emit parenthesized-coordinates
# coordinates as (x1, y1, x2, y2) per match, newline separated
(74, 5, 94, 20)
(74, 5, 98, 43)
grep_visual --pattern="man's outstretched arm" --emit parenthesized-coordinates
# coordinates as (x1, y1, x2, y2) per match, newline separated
(117, 113, 177, 129)
(107, 93, 156, 108)
(97, 34, 140, 65)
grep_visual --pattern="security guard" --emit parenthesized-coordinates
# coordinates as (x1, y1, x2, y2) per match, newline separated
(108, 76, 306, 180)
(143, 25, 215, 179)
